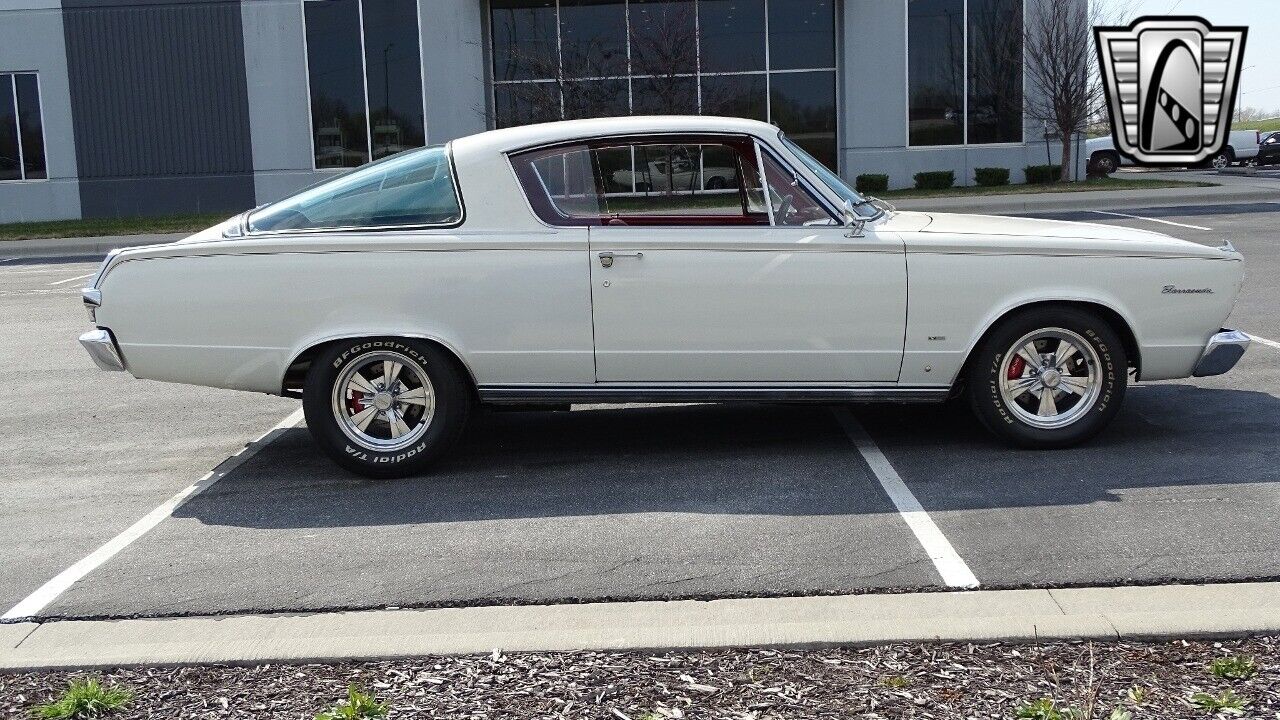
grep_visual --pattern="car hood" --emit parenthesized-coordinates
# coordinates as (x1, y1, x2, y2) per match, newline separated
(884, 211, 1234, 260)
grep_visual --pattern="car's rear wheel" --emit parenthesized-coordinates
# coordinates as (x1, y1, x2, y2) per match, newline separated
(1210, 148, 1235, 170)
(966, 308, 1127, 448)
(303, 338, 470, 478)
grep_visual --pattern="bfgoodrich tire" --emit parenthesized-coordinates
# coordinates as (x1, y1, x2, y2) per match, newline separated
(966, 308, 1127, 449)
(303, 337, 471, 478)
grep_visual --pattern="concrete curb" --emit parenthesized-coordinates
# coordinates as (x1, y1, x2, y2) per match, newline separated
(2, 582, 1277, 671)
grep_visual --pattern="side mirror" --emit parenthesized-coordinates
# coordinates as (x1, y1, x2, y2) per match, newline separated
(842, 199, 866, 238)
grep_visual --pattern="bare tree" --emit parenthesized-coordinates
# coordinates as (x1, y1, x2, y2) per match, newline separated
(1024, 0, 1130, 181)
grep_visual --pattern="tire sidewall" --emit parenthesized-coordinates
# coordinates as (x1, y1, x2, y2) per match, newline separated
(970, 309, 1127, 448)
(303, 338, 468, 477)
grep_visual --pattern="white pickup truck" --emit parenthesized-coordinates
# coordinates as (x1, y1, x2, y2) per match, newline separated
(1086, 129, 1262, 175)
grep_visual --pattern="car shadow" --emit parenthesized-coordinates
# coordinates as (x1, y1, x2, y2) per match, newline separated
(172, 384, 1280, 530)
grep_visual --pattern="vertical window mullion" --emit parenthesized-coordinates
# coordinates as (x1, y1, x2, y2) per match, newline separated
(763, 0, 771, 122)
(555, 0, 565, 119)
(9, 75, 24, 181)
(356, 0, 374, 163)
(624, 0, 633, 114)
(961, 0, 968, 145)
(693, 0, 702, 113)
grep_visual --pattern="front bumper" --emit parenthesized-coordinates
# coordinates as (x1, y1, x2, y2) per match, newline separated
(1192, 329, 1250, 377)
(79, 328, 126, 372)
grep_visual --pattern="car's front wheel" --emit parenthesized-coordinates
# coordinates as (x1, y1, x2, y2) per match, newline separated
(966, 308, 1127, 448)
(303, 337, 471, 478)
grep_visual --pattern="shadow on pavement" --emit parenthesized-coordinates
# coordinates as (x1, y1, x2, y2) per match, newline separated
(173, 384, 1280, 531)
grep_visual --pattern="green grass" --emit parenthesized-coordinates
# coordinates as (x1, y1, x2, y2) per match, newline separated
(1233, 118, 1280, 133)
(880, 176, 1216, 200)
(1014, 698, 1083, 720)
(35, 678, 132, 719)
(0, 212, 229, 242)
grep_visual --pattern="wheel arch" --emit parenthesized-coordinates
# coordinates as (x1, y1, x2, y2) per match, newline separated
(282, 333, 479, 399)
(953, 299, 1142, 389)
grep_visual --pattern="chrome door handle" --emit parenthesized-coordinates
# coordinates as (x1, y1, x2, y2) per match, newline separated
(598, 251, 642, 268)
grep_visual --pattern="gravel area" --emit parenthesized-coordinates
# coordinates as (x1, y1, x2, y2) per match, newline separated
(2, 637, 1276, 719)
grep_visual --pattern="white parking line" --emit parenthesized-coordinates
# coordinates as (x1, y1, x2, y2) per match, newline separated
(832, 408, 980, 589)
(1, 407, 305, 621)
(48, 272, 95, 286)
(1090, 210, 1212, 231)
(1250, 333, 1280, 351)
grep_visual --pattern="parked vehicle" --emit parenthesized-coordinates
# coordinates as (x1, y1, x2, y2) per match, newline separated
(80, 116, 1250, 478)
(1087, 129, 1261, 174)
(1257, 131, 1280, 166)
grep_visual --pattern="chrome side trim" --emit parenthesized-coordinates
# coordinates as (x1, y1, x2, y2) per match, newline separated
(1192, 328, 1250, 377)
(478, 384, 950, 405)
(79, 329, 126, 372)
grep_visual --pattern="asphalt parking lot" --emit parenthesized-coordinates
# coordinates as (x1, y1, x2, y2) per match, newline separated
(2, 202, 1278, 622)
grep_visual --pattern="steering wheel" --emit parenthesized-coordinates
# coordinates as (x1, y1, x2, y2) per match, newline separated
(777, 194, 795, 220)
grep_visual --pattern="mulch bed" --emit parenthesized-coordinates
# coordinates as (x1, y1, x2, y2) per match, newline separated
(2, 637, 1276, 718)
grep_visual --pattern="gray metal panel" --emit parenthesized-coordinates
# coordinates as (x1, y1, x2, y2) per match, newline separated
(0, 2, 82, 222)
(420, 0, 487, 142)
(62, 0, 255, 216)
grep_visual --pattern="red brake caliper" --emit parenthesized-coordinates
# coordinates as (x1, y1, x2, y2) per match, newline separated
(1007, 354, 1026, 380)
(349, 377, 367, 414)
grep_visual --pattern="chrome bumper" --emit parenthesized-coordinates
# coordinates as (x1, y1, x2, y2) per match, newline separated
(1192, 329, 1250, 377)
(79, 328, 126, 372)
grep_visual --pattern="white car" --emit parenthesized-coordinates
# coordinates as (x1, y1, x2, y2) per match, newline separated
(80, 116, 1249, 478)
(1087, 129, 1262, 174)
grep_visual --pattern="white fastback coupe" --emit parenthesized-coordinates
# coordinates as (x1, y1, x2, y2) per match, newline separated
(80, 117, 1249, 478)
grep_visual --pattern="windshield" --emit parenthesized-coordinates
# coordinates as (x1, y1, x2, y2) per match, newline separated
(779, 134, 882, 218)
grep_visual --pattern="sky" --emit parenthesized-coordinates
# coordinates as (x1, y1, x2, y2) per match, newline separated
(1098, 0, 1280, 115)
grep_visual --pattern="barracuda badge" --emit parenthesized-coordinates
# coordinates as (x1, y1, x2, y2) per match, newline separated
(1095, 16, 1247, 166)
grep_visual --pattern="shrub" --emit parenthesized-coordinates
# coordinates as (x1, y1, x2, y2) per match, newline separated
(1024, 164, 1063, 184)
(974, 167, 1010, 186)
(855, 173, 889, 193)
(913, 170, 955, 190)
(36, 678, 132, 719)
(1189, 689, 1249, 715)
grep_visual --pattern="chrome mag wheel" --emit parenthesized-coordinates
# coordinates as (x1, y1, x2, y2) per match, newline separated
(330, 351, 436, 451)
(998, 328, 1102, 430)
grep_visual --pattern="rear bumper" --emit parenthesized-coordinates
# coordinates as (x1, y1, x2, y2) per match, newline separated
(79, 328, 126, 372)
(1192, 329, 1250, 377)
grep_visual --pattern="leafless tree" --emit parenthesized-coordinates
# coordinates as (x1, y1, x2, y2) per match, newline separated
(1024, 0, 1130, 181)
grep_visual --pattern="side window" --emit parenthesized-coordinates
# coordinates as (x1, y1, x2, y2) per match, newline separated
(248, 146, 463, 232)
(511, 136, 772, 227)
(758, 147, 837, 227)
(510, 144, 603, 225)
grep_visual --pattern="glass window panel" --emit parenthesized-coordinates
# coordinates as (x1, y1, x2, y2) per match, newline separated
(563, 78, 629, 119)
(768, 0, 834, 70)
(494, 81, 562, 127)
(559, 0, 627, 78)
(305, 0, 369, 168)
(0, 76, 18, 182)
(967, 0, 1023, 144)
(490, 0, 558, 81)
(699, 73, 766, 122)
(599, 142, 753, 219)
(14, 74, 45, 180)
(769, 70, 837, 171)
(758, 147, 835, 226)
(632, 76, 697, 115)
(510, 144, 603, 224)
(363, 0, 426, 160)
(908, 0, 964, 146)
(698, 0, 765, 73)
(629, 0, 698, 76)
(249, 146, 461, 231)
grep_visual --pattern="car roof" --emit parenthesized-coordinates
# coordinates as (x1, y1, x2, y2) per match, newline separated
(450, 115, 780, 158)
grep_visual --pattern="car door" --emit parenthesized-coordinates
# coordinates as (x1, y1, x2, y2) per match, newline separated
(584, 136, 907, 384)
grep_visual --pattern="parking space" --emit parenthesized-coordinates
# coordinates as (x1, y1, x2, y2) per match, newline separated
(2, 203, 1278, 622)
